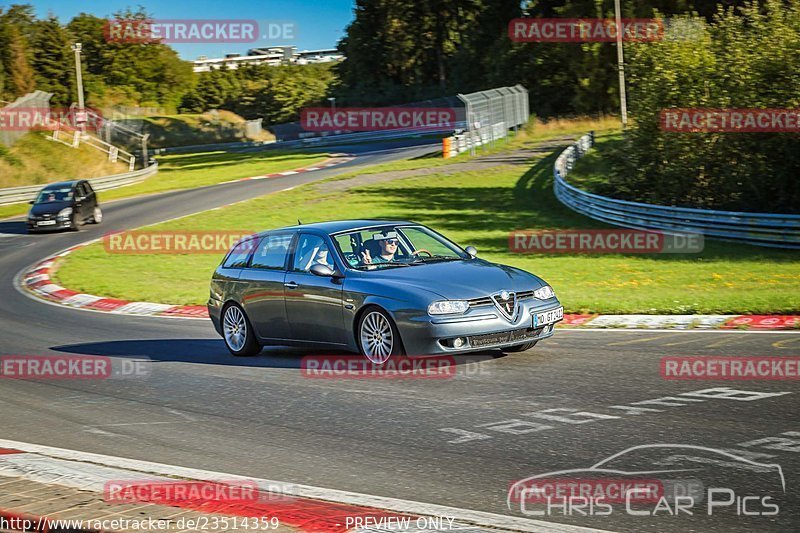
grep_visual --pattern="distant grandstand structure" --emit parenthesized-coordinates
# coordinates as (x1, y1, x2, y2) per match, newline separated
(192, 46, 343, 72)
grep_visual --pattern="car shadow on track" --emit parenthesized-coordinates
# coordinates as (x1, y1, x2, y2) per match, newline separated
(50, 339, 508, 369)
(0, 221, 30, 235)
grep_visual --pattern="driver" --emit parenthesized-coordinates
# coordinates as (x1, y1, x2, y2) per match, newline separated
(361, 231, 399, 265)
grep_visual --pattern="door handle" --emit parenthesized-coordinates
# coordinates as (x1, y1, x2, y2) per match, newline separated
(284, 281, 298, 289)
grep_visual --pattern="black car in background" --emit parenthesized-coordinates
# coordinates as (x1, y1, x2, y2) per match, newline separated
(27, 180, 103, 233)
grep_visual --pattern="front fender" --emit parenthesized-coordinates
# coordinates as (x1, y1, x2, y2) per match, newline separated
(342, 279, 439, 352)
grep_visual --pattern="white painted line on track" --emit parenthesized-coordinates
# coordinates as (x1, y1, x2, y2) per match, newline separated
(0, 439, 611, 533)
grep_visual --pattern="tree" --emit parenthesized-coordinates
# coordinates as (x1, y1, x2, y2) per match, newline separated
(7, 26, 34, 97)
(610, 0, 800, 212)
(31, 16, 75, 107)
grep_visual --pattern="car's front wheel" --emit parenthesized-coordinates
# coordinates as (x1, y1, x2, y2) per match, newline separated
(357, 307, 403, 364)
(222, 303, 261, 356)
(503, 340, 538, 353)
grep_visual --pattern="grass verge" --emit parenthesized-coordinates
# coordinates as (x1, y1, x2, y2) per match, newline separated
(54, 122, 799, 314)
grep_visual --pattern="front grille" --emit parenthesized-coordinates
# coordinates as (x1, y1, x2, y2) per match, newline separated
(468, 290, 535, 308)
(467, 296, 494, 308)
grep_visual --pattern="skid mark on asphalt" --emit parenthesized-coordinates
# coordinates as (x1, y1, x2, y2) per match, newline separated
(607, 333, 680, 346)
(773, 337, 800, 349)
(661, 336, 717, 346)
(705, 335, 746, 348)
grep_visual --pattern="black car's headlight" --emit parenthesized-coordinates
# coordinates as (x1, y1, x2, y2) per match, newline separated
(533, 285, 555, 299)
(428, 300, 469, 315)
(57, 207, 73, 219)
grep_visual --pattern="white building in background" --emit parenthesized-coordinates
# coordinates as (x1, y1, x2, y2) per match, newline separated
(192, 47, 343, 72)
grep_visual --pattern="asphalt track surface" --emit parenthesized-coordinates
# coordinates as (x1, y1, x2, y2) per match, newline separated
(0, 139, 798, 532)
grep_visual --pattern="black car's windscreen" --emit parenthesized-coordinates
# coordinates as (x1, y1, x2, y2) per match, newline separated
(34, 187, 73, 203)
(332, 225, 467, 269)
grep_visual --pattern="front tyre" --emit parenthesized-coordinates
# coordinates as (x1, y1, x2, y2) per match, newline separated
(222, 303, 261, 356)
(357, 307, 404, 364)
(503, 340, 538, 353)
(90, 206, 103, 224)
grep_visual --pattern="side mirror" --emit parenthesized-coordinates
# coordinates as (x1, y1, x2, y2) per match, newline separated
(28, 200, 34, 205)
(465, 245, 478, 258)
(310, 264, 338, 278)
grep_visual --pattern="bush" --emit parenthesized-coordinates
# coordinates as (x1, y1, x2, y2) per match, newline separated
(609, 0, 800, 213)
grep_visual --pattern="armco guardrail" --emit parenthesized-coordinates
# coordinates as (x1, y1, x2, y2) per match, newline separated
(0, 162, 157, 206)
(553, 132, 800, 249)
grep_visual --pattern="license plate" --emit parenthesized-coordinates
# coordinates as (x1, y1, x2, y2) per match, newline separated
(37, 220, 56, 226)
(470, 328, 536, 348)
(534, 306, 564, 328)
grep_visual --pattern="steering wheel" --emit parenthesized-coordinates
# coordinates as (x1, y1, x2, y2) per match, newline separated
(410, 249, 432, 257)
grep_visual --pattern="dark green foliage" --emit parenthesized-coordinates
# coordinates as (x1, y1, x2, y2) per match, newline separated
(611, 0, 800, 213)
(179, 63, 335, 125)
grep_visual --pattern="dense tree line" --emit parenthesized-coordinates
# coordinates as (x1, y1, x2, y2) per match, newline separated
(178, 63, 335, 124)
(608, 0, 800, 213)
(0, 4, 335, 125)
(334, 0, 760, 116)
(0, 6, 193, 108)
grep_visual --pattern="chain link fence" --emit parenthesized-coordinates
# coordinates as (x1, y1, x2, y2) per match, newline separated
(0, 91, 53, 147)
(450, 85, 529, 155)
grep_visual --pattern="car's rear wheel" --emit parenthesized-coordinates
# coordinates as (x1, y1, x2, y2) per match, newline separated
(222, 303, 261, 356)
(503, 340, 538, 353)
(357, 307, 403, 364)
(90, 206, 103, 224)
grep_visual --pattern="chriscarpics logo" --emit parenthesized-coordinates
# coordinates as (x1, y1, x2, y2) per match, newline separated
(508, 444, 786, 519)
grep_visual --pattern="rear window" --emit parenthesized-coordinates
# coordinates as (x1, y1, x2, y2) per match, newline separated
(222, 239, 256, 269)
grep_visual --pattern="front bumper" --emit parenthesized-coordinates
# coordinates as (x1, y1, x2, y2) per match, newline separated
(397, 299, 563, 355)
(26, 218, 72, 232)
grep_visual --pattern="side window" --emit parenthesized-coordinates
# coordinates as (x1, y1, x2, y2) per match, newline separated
(251, 234, 293, 270)
(84, 182, 95, 196)
(223, 238, 257, 269)
(77, 183, 88, 199)
(292, 234, 333, 272)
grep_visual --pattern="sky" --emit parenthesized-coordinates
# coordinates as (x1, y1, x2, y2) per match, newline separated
(16, 0, 356, 59)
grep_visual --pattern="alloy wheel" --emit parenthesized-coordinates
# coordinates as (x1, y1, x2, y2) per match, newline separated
(360, 311, 393, 364)
(223, 305, 247, 352)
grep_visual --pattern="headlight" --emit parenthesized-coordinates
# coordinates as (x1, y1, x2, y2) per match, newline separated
(57, 207, 73, 218)
(428, 300, 469, 315)
(533, 285, 555, 299)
